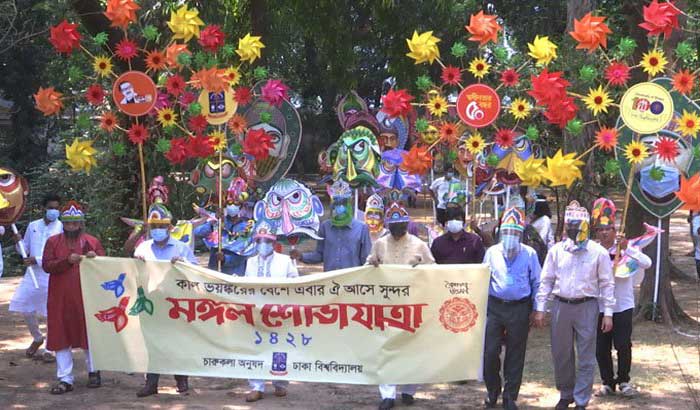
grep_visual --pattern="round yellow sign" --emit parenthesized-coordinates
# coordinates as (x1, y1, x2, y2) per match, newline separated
(619, 82, 674, 135)
(197, 89, 237, 125)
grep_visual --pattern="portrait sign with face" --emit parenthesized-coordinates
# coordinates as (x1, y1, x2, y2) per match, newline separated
(616, 77, 700, 218)
(112, 71, 157, 117)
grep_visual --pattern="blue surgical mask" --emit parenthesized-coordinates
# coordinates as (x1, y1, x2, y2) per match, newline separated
(257, 242, 273, 256)
(640, 164, 680, 199)
(45, 209, 60, 222)
(151, 228, 169, 242)
(333, 204, 347, 216)
(226, 204, 240, 217)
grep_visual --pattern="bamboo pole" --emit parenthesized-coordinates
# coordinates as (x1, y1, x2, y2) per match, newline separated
(217, 149, 223, 272)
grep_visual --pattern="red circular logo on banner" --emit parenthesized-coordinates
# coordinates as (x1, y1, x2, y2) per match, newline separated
(456, 84, 501, 128)
(112, 71, 157, 117)
(439, 297, 479, 333)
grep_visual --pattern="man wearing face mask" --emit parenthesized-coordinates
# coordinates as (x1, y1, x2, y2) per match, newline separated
(244, 223, 297, 402)
(133, 203, 199, 398)
(41, 201, 105, 394)
(430, 206, 485, 264)
(291, 179, 372, 271)
(9, 193, 63, 363)
(366, 202, 434, 410)
(430, 166, 461, 226)
(533, 201, 615, 410)
(591, 198, 650, 398)
(193, 200, 249, 275)
(482, 207, 541, 410)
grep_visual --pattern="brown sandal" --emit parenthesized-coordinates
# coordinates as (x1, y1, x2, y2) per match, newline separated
(50, 381, 74, 395)
(25, 338, 44, 357)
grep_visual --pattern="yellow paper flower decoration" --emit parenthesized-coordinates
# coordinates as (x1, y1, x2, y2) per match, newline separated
(514, 157, 545, 187)
(640, 49, 668, 76)
(92, 56, 113, 77)
(509, 98, 531, 120)
(427, 94, 448, 117)
(465, 132, 486, 155)
(224, 66, 240, 86)
(676, 110, 700, 137)
(468, 57, 490, 79)
(583, 85, 613, 116)
(541, 149, 584, 188)
(65, 138, 97, 174)
(167, 5, 204, 42)
(156, 108, 178, 127)
(623, 140, 648, 164)
(527, 35, 558, 66)
(236, 33, 265, 63)
(209, 131, 227, 151)
(406, 31, 441, 65)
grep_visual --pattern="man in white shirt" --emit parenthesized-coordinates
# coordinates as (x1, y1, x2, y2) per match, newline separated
(533, 200, 615, 410)
(9, 193, 62, 362)
(429, 166, 461, 226)
(591, 198, 651, 398)
(244, 223, 297, 403)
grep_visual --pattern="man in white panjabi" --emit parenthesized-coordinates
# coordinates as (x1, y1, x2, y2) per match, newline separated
(244, 223, 298, 403)
(9, 194, 62, 361)
(366, 202, 435, 410)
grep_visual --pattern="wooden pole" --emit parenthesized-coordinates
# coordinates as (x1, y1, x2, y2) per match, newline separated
(137, 143, 147, 225)
(217, 149, 223, 271)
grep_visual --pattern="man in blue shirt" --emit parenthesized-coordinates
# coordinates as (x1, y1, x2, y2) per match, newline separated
(482, 207, 541, 410)
(133, 203, 199, 398)
(290, 179, 372, 271)
(193, 202, 250, 275)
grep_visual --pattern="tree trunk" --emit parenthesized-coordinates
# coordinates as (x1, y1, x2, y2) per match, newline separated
(566, 0, 596, 31)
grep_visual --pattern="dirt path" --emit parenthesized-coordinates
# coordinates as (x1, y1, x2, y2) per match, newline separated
(1, 206, 699, 409)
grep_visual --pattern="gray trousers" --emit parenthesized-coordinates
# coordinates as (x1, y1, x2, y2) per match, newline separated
(550, 298, 598, 406)
(483, 298, 531, 402)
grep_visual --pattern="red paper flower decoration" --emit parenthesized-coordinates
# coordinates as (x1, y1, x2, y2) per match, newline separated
(528, 69, 570, 106)
(595, 127, 618, 151)
(165, 137, 189, 164)
(441, 66, 462, 86)
(127, 123, 149, 145)
(192, 67, 227, 93)
(569, 12, 612, 53)
(401, 146, 432, 175)
(115, 38, 139, 61)
(85, 84, 105, 106)
(261, 79, 289, 107)
(604, 61, 631, 87)
(500, 69, 520, 87)
(227, 114, 248, 134)
(187, 115, 208, 135)
(165, 43, 190, 68)
(179, 92, 196, 107)
(198, 25, 225, 52)
(544, 97, 578, 128)
(234, 86, 252, 105)
(439, 122, 459, 145)
(100, 112, 118, 132)
(34, 87, 63, 116)
(49, 20, 82, 54)
(145, 50, 167, 72)
(166, 74, 186, 96)
(187, 135, 215, 158)
(673, 69, 695, 94)
(654, 137, 679, 161)
(243, 128, 274, 160)
(381, 89, 414, 118)
(494, 128, 516, 148)
(639, 0, 680, 38)
(465, 11, 502, 46)
(104, 0, 140, 29)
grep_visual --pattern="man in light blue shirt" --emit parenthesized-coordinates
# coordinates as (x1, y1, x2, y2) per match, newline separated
(482, 207, 541, 410)
(133, 203, 198, 398)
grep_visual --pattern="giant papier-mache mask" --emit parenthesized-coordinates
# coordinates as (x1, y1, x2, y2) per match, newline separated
(364, 193, 385, 234)
(0, 167, 29, 225)
(254, 178, 324, 239)
(333, 126, 381, 188)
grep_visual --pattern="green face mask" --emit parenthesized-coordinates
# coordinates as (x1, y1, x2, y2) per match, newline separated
(331, 198, 353, 227)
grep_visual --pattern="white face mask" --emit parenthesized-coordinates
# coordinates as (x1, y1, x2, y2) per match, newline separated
(446, 219, 464, 233)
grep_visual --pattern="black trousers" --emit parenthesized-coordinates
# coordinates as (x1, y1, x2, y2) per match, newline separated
(146, 373, 187, 386)
(595, 308, 633, 388)
(483, 297, 531, 402)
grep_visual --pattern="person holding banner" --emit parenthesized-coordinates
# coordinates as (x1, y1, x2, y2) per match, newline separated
(9, 193, 62, 362)
(430, 206, 485, 264)
(244, 222, 298, 402)
(41, 201, 105, 394)
(533, 201, 615, 410)
(133, 203, 198, 397)
(591, 198, 650, 398)
(482, 207, 541, 410)
(292, 179, 372, 271)
(366, 202, 434, 410)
